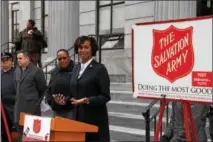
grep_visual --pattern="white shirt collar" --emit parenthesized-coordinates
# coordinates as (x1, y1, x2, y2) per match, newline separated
(81, 57, 94, 69)
(78, 57, 94, 79)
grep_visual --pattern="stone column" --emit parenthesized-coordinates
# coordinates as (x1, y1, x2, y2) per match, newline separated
(19, 1, 33, 30)
(154, 1, 197, 21)
(0, 0, 9, 50)
(47, 1, 79, 57)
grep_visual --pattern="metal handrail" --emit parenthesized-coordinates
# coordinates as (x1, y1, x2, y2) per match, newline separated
(144, 100, 159, 111)
(142, 100, 171, 142)
(150, 102, 170, 122)
(1, 42, 15, 46)
(1, 42, 15, 50)
(1, 42, 9, 47)
(1, 42, 16, 55)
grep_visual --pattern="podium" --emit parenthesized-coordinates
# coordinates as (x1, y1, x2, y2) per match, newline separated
(19, 112, 98, 141)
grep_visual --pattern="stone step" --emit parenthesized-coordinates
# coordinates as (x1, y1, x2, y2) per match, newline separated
(109, 74, 132, 83)
(110, 90, 153, 104)
(42, 104, 211, 142)
(110, 82, 132, 91)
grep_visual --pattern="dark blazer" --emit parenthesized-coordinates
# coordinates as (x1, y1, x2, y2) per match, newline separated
(14, 63, 46, 124)
(70, 59, 111, 142)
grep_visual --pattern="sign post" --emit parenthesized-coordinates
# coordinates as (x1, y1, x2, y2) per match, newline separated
(132, 16, 213, 142)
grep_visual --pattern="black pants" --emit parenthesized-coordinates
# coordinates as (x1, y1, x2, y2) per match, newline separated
(30, 52, 42, 68)
(1, 110, 13, 142)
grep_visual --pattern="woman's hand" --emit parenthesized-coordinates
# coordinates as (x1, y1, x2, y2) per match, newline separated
(53, 94, 66, 105)
(70, 97, 89, 105)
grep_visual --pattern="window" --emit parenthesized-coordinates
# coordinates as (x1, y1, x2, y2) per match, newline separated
(98, 0, 124, 34)
(100, 35, 124, 49)
(11, 3, 19, 42)
(96, 0, 125, 49)
(197, 0, 213, 16)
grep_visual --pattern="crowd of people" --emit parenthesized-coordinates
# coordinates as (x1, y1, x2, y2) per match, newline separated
(1, 18, 213, 142)
(1, 20, 111, 142)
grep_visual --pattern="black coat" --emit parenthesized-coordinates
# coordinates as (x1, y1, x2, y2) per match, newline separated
(70, 60, 111, 142)
(46, 62, 74, 112)
(14, 63, 46, 123)
(15, 27, 47, 53)
(1, 68, 16, 141)
(1, 68, 16, 122)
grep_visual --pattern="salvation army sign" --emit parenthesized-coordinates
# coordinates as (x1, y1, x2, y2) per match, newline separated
(132, 16, 212, 103)
(22, 115, 51, 141)
(152, 25, 194, 83)
(33, 119, 42, 134)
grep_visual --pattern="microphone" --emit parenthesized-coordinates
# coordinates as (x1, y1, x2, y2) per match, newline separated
(36, 82, 52, 106)
(33, 69, 61, 114)
(33, 81, 52, 114)
(33, 69, 72, 114)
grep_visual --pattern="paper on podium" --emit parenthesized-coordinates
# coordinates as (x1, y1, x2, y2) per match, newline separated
(40, 97, 51, 112)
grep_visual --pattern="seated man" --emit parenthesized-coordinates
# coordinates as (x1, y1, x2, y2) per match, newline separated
(160, 102, 209, 142)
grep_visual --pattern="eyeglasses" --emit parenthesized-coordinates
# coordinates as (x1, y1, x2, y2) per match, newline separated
(1, 57, 10, 62)
(58, 57, 67, 61)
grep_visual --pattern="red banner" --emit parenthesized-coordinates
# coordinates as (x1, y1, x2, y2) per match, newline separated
(192, 71, 212, 87)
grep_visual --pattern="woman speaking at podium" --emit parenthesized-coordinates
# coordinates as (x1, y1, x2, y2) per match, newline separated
(69, 36, 111, 142)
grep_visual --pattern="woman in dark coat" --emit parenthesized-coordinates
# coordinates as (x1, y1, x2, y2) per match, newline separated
(46, 49, 74, 119)
(69, 36, 111, 142)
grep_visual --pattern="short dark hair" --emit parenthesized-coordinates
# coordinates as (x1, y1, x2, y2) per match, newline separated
(57, 49, 69, 56)
(17, 50, 31, 58)
(28, 19, 35, 27)
(73, 36, 98, 56)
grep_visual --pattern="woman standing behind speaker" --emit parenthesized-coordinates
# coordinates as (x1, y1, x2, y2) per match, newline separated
(69, 36, 111, 142)
(46, 49, 74, 119)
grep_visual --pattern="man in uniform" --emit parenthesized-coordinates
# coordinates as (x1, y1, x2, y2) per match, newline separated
(1, 52, 16, 142)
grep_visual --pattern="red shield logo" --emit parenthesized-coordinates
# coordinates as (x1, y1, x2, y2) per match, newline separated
(151, 25, 194, 83)
(33, 119, 41, 134)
